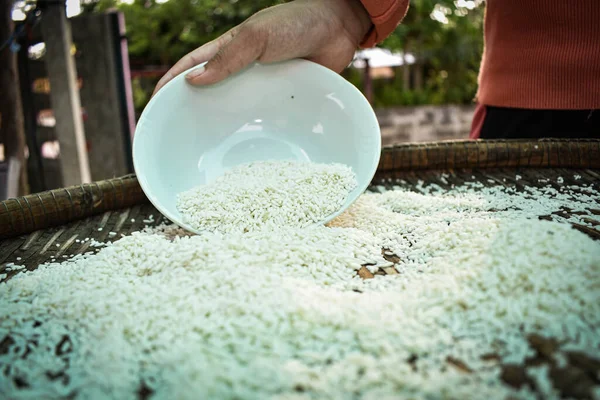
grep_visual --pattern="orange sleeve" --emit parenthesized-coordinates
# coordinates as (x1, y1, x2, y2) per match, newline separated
(359, 0, 410, 48)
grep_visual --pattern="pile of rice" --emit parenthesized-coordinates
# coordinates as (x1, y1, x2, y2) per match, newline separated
(1, 170, 599, 400)
(176, 161, 357, 233)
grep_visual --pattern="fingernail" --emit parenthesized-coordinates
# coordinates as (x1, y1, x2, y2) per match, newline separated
(186, 66, 206, 80)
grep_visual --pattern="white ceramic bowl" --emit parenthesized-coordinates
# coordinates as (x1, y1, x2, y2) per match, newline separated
(133, 59, 381, 233)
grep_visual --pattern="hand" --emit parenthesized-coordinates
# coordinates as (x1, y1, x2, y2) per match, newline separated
(152, 0, 371, 95)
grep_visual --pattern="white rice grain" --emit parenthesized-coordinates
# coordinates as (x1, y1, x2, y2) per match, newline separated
(177, 160, 357, 234)
(0, 176, 598, 399)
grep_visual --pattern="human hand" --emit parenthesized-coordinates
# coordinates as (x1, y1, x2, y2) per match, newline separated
(152, 0, 371, 95)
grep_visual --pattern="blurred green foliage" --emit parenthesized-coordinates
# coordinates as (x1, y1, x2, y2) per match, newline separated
(344, 0, 484, 108)
(82, 0, 484, 112)
(84, 0, 285, 64)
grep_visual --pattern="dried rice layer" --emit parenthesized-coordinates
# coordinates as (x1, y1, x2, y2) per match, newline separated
(176, 161, 357, 233)
(1, 179, 599, 399)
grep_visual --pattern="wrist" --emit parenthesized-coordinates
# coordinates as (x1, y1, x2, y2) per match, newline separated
(347, 0, 373, 42)
(329, 0, 373, 45)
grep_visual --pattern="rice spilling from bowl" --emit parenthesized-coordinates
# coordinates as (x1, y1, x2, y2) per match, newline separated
(176, 160, 358, 233)
(1, 177, 599, 399)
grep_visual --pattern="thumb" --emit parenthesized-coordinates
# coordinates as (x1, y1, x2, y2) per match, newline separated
(185, 25, 265, 86)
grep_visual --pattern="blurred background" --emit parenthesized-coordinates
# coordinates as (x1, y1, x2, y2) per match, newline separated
(0, 0, 484, 199)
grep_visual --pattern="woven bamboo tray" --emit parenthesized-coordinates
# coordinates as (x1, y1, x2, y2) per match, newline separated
(1, 139, 599, 250)
(1, 139, 599, 397)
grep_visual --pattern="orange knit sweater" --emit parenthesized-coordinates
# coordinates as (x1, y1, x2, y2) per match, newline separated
(359, 0, 600, 110)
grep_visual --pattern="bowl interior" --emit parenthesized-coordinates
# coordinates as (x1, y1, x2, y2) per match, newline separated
(133, 59, 381, 233)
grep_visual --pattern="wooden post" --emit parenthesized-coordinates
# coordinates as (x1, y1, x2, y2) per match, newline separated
(414, 38, 423, 91)
(0, 0, 29, 198)
(71, 12, 134, 180)
(18, 39, 47, 193)
(40, 0, 91, 185)
(363, 58, 373, 104)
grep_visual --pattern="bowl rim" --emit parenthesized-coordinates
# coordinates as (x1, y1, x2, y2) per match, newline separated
(132, 58, 381, 234)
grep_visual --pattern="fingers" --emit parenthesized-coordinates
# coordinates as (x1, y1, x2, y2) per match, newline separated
(152, 27, 239, 96)
(185, 24, 266, 86)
